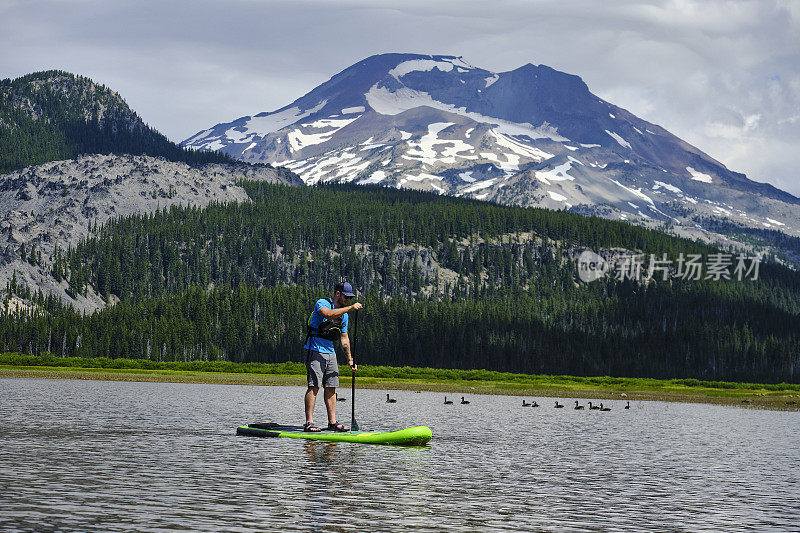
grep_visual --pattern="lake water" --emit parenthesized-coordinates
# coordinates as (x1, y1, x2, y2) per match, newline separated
(1, 377, 798, 532)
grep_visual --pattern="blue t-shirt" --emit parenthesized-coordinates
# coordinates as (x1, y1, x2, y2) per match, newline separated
(304, 298, 349, 354)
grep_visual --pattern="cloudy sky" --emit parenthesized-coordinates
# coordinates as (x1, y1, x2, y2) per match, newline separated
(2, 0, 799, 193)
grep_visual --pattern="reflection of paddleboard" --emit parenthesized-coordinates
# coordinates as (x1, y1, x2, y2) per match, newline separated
(236, 423, 432, 446)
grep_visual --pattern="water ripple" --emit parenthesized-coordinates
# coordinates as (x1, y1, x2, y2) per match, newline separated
(1, 378, 798, 531)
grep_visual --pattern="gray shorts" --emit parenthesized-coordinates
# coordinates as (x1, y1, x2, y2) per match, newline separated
(305, 349, 339, 388)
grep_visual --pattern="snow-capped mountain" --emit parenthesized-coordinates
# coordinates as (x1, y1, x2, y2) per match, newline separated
(183, 53, 800, 239)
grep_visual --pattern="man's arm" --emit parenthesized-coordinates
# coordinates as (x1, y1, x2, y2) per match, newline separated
(340, 332, 357, 371)
(319, 301, 362, 319)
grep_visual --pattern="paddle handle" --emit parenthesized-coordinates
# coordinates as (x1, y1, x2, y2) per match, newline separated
(351, 309, 359, 431)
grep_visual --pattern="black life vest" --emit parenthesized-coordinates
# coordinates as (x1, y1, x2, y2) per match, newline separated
(306, 298, 343, 341)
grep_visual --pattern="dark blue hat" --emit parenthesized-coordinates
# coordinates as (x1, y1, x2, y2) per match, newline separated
(335, 281, 356, 297)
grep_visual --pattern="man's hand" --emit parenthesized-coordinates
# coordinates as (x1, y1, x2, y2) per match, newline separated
(349, 302, 363, 312)
(348, 359, 358, 372)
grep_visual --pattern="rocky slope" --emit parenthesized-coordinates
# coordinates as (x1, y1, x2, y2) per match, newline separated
(0, 154, 300, 313)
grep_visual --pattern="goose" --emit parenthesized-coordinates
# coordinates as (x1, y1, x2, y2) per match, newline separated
(624, 401, 630, 409)
(461, 397, 470, 404)
(531, 401, 539, 407)
(522, 400, 531, 407)
(574, 400, 585, 410)
(444, 397, 453, 405)
(386, 394, 397, 403)
(599, 403, 611, 411)
(588, 401, 600, 410)
(554, 401, 564, 408)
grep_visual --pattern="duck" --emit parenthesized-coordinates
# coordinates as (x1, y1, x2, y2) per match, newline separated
(531, 401, 539, 407)
(574, 400, 585, 410)
(444, 397, 453, 405)
(554, 401, 564, 408)
(522, 400, 531, 407)
(599, 403, 611, 411)
(588, 401, 600, 410)
(386, 394, 397, 403)
(337, 396, 346, 402)
(624, 401, 630, 409)
(461, 397, 470, 404)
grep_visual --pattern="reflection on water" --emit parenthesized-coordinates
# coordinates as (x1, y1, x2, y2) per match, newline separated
(1, 378, 798, 532)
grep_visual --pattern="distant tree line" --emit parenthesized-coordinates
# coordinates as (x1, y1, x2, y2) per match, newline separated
(3, 183, 800, 383)
(695, 215, 800, 266)
(62, 182, 725, 301)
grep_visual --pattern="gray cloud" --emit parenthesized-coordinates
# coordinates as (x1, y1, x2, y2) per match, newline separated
(2, 0, 798, 194)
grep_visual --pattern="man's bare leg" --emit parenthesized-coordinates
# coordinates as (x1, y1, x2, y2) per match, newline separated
(305, 386, 319, 427)
(324, 387, 337, 425)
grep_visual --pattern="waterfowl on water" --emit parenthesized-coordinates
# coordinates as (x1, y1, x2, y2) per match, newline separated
(554, 401, 564, 408)
(337, 396, 346, 402)
(588, 401, 600, 410)
(600, 403, 611, 411)
(386, 394, 397, 403)
(461, 397, 470, 404)
(574, 401, 585, 410)
(444, 397, 453, 404)
(532, 401, 539, 407)
(522, 400, 531, 407)
(624, 401, 630, 409)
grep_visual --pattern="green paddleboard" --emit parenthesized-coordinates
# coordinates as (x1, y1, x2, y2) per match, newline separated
(236, 423, 432, 446)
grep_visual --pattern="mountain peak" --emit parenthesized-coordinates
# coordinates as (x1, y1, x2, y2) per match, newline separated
(182, 54, 800, 237)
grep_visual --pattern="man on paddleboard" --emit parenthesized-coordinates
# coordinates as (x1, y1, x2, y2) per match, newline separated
(303, 281, 361, 432)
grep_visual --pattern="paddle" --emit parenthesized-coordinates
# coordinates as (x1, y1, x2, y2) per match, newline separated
(351, 308, 359, 431)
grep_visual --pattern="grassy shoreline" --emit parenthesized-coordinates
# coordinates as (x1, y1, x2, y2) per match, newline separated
(2, 354, 799, 411)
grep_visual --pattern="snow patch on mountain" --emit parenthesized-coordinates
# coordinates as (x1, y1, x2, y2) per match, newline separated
(403, 122, 477, 165)
(605, 130, 632, 149)
(251, 101, 327, 134)
(361, 170, 387, 184)
(365, 84, 567, 141)
(653, 180, 682, 194)
(687, 166, 713, 183)
(462, 178, 497, 194)
(390, 59, 455, 78)
(609, 178, 655, 206)
(286, 115, 360, 151)
(536, 157, 582, 185)
(489, 131, 553, 161)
